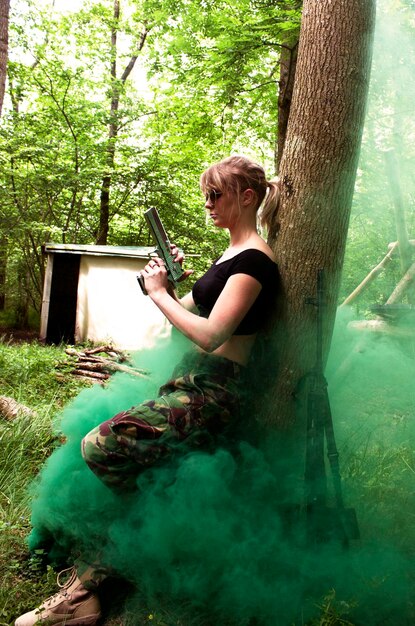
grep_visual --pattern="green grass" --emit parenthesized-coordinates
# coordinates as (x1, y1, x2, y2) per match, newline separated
(0, 339, 89, 625)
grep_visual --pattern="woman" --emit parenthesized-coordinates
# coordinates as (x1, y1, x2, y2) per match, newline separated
(15, 155, 281, 626)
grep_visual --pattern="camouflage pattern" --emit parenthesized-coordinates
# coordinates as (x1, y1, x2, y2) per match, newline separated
(81, 351, 242, 491)
(75, 557, 110, 591)
(75, 351, 243, 590)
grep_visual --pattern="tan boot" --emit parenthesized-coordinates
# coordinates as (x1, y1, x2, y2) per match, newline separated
(15, 566, 101, 626)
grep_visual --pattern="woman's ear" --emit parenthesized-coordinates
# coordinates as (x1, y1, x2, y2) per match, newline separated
(243, 188, 256, 207)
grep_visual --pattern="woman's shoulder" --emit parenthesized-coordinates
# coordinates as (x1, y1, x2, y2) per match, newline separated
(233, 246, 276, 266)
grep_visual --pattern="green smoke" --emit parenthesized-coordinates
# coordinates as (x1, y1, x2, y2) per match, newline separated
(27, 313, 414, 625)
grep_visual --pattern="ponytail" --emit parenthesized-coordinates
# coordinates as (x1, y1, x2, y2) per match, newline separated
(258, 178, 281, 229)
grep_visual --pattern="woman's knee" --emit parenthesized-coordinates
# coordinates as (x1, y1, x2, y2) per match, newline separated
(81, 425, 104, 466)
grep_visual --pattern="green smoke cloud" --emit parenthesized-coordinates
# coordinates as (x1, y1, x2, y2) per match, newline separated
(27, 313, 414, 625)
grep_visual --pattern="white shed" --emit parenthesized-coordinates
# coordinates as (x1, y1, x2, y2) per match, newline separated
(40, 243, 171, 350)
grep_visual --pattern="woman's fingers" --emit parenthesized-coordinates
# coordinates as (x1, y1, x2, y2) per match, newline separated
(170, 244, 184, 264)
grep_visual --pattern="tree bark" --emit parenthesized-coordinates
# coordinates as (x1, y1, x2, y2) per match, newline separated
(276, 39, 298, 173)
(0, 0, 10, 307)
(0, 0, 10, 118)
(267, 0, 376, 427)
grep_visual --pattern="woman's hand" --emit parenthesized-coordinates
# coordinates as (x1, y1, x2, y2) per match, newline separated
(141, 257, 169, 297)
(170, 244, 193, 282)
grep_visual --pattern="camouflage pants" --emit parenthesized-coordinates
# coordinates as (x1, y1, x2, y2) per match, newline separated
(81, 351, 242, 491)
(77, 351, 242, 589)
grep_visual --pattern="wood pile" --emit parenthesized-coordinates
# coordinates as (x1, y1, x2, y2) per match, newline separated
(59, 345, 150, 384)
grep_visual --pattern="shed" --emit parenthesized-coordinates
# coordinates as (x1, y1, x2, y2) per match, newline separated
(40, 243, 171, 349)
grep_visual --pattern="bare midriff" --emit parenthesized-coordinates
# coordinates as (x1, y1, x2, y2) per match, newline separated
(198, 334, 257, 367)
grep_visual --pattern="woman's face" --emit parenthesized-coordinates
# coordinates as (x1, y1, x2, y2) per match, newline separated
(204, 187, 240, 229)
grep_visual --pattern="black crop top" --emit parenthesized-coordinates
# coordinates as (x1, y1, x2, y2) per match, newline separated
(192, 249, 280, 335)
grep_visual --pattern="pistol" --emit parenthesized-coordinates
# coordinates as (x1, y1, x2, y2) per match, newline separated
(137, 207, 185, 295)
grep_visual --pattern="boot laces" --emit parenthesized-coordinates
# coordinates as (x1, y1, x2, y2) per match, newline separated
(56, 566, 78, 590)
(40, 566, 78, 609)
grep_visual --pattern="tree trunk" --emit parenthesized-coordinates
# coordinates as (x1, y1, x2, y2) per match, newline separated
(267, 0, 376, 427)
(96, 1, 148, 244)
(0, 0, 10, 118)
(0, 235, 6, 310)
(276, 38, 298, 173)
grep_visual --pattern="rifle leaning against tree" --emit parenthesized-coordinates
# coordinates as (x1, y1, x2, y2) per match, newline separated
(304, 269, 360, 548)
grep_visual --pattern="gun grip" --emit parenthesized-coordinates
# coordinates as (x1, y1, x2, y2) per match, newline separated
(136, 273, 148, 296)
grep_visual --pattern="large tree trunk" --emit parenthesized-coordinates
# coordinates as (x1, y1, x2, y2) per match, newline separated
(267, 0, 376, 428)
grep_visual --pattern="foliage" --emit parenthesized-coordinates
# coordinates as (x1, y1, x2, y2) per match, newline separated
(0, 0, 302, 322)
(340, 0, 415, 311)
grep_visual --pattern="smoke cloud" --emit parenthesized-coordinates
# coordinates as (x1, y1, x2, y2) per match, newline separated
(27, 312, 414, 625)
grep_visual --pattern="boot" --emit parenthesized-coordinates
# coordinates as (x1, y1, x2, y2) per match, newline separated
(15, 566, 101, 626)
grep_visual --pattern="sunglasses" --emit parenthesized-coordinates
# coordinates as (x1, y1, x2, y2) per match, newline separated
(205, 189, 223, 204)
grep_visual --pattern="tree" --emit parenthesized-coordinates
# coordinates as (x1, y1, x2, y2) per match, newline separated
(0, 0, 9, 117)
(96, 0, 149, 244)
(267, 0, 376, 427)
(0, 0, 9, 310)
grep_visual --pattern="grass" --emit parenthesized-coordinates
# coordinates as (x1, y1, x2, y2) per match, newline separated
(0, 339, 89, 625)
(0, 338, 413, 626)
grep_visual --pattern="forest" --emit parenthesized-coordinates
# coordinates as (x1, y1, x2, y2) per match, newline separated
(0, 0, 414, 625)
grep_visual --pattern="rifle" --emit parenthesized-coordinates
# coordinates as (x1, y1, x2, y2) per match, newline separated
(305, 269, 360, 548)
(137, 207, 185, 295)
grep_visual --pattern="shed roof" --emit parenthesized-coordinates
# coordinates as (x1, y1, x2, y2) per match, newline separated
(43, 243, 154, 259)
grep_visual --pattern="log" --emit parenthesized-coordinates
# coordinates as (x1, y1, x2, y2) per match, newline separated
(340, 241, 399, 307)
(72, 369, 109, 380)
(347, 319, 415, 337)
(0, 396, 36, 420)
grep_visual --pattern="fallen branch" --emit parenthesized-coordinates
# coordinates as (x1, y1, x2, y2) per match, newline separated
(340, 241, 399, 307)
(72, 369, 109, 380)
(386, 261, 415, 304)
(0, 396, 36, 420)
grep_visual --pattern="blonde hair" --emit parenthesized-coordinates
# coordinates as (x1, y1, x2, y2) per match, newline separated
(200, 155, 280, 228)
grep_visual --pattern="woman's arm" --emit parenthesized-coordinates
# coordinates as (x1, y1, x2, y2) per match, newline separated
(143, 259, 261, 352)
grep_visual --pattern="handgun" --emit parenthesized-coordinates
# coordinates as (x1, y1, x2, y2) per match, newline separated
(137, 207, 185, 295)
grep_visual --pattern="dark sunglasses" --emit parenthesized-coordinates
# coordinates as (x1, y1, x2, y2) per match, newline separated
(205, 189, 223, 204)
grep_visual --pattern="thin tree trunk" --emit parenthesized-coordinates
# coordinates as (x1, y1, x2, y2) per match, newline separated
(96, 1, 148, 244)
(383, 150, 413, 304)
(0, 236, 6, 310)
(276, 40, 298, 173)
(0, 0, 10, 118)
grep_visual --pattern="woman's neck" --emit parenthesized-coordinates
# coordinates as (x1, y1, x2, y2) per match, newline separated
(228, 222, 259, 249)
